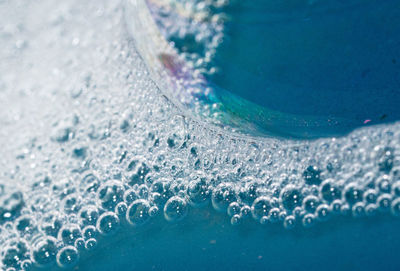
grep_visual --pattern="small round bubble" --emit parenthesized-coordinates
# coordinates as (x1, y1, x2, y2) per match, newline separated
(56, 246, 79, 268)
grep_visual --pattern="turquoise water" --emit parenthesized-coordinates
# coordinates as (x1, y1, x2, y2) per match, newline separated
(1, 0, 400, 270)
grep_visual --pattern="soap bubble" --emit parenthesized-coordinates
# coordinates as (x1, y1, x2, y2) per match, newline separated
(56, 246, 79, 268)
(96, 212, 120, 236)
(164, 196, 188, 222)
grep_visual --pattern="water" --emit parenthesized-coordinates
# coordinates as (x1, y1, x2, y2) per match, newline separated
(0, 0, 400, 270)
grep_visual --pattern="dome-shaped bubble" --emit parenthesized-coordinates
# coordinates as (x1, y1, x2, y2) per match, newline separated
(391, 198, 400, 216)
(302, 214, 315, 228)
(392, 182, 400, 197)
(230, 214, 240, 226)
(115, 202, 128, 217)
(2, 240, 29, 270)
(365, 204, 378, 217)
(260, 216, 269, 225)
(376, 174, 392, 193)
(341, 204, 351, 216)
(377, 194, 392, 212)
(316, 204, 330, 221)
(320, 179, 341, 202)
(79, 206, 99, 226)
(58, 225, 81, 246)
(149, 206, 159, 217)
(211, 183, 237, 213)
(303, 195, 320, 213)
(81, 173, 100, 193)
(227, 202, 241, 217)
(239, 180, 261, 204)
(240, 205, 251, 218)
(280, 186, 303, 211)
(364, 189, 378, 204)
(251, 196, 271, 221)
(303, 165, 322, 185)
(283, 215, 296, 230)
(20, 259, 33, 271)
(330, 199, 342, 214)
(15, 216, 37, 236)
(123, 189, 139, 205)
(352, 202, 366, 217)
(56, 246, 79, 268)
(97, 180, 125, 211)
(85, 238, 97, 251)
(96, 212, 120, 236)
(186, 176, 210, 207)
(62, 195, 81, 214)
(164, 196, 188, 222)
(74, 238, 85, 251)
(31, 237, 58, 267)
(126, 199, 151, 226)
(344, 184, 363, 205)
(83, 225, 97, 240)
(269, 208, 280, 223)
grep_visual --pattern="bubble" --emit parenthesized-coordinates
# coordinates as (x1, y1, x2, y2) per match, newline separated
(20, 259, 33, 271)
(123, 189, 138, 205)
(211, 183, 237, 213)
(115, 202, 128, 217)
(320, 179, 341, 202)
(303, 165, 322, 185)
(283, 215, 296, 230)
(2, 240, 29, 270)
(85, 238, 97, 251)
(377, 194, 392, 212)
(164, 196, 188, 222)
(96, 212, 120, 236)
(280, 186, 303, 211)
(81, 173, 100, 193)
(330, 199, 342, 214)
(240, 205, 251, 218)
(376, 175, 391, 193)
(391, 198, 400, 216)
(365, 204, 378, 217)
(302, 214, 315, 228)
(227, 202, 241, 217)
(251, 197, 271, 221)
(377, 146, 394, 172)
(56, 246, 79, 268)
(268, 208, 280, 223)
(352, 202, 365, 217)
(149, 206, 159, 217)
(74, 238, 85, 251)
(239, 181, 260, 204)
(126, 199, 151, 226)
(302, 195, 320, 213)
(58, 225, 81, 245)
(31, 237, 58, 267)
(344, 184, 363, 205)
(230, 214, 240, 226)
(79, 206, 99, 226)
(186, 176, 210, 207)
(97, 180, 125, 211)
(15, 216, 36, 236)
(316, 204, 330, 221)
(392, 182, 400, 197)
(63, 195, 81, 214)
(83, 226, 97, 240)
(364, 189, 378, 203)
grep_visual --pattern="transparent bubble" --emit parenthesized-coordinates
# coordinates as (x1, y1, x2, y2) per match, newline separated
(377, 194, 392, 212)
(283, 215, 296, 230)
(126, 199, 151, 226)
(58, 225, 81, 245)
(320, 179, 341, 202)
(269, 208, 280, 223)
(115, 202, 128, 218)
(316, 204, 330, 221)
(376, 175, 391, 193)
(230, 214, 240, 226)
(56, 246, 79, 268)
(227, 202, 241, 217)
(83, 225, 97, 240)
(31, 237, 58, 267)
(251, 196, 271, 221)
(280, 186, 303, 211)
(364, 189, 378, 204)
(303, 195, 320, 213)
(302, 214, 315, 228)
(303, 165, 322, 185)
(391, 198, 400, 216)
(211, 183, 237, 213)
(85, 238, 97, 251)
(79, 206, 99, 226)
(344, 184, 363, 205)
(365, 204, 378, 217)
(164, 196, 188, 222)
(186, 176, 210, 207)
(96, 212, 120, 236)
(97, 180, 125, 211)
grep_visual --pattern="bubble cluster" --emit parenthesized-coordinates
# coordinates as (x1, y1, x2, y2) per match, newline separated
(1, 0, 400, 269)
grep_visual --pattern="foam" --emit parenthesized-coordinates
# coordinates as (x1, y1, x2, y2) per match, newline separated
(0, 0, 400, 270)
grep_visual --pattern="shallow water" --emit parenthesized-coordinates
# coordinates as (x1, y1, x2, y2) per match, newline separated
(1, 0, 400, 270)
